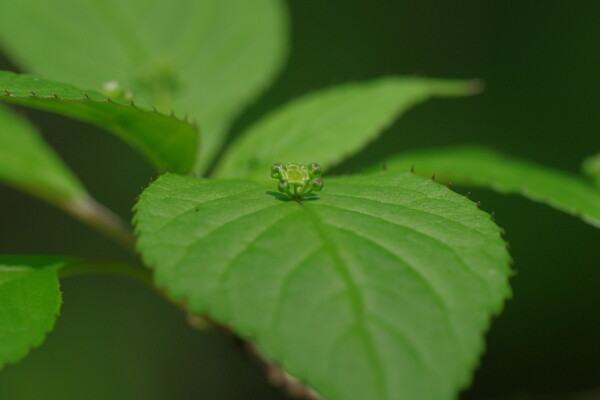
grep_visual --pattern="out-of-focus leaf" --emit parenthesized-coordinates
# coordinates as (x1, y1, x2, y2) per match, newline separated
(0, 104, 87, 209)
(0, 0, 289, 173)
(0, 256, 69, 370)
(215, 77, 478, 181)
(582, 152, 600, 188)
(0, 70, 198, 173)
(379, 146, 600, 228)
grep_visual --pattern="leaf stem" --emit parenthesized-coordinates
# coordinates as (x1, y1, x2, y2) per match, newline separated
(64, 196, 137, 252)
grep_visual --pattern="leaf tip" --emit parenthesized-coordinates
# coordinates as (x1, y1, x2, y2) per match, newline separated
(467, 79, 485, 95)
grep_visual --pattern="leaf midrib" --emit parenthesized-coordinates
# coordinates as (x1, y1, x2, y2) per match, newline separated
(302, 201, 388, 399)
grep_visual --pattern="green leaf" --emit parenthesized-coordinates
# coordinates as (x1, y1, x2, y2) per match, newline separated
(215, 77, 479, 181)
(0, 104, 87, 208)
(0, 255, 69, 370)
(0, 101, 136, 249)
(582, 152, 600, 188)
(0, 70, 198, 174)
(0, 0, 289, 173)
(379, 146, 600, 228)
(134, 172, 511, 400)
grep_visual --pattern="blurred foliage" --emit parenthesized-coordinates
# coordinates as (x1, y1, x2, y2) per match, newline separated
(0, 1, 598, 399)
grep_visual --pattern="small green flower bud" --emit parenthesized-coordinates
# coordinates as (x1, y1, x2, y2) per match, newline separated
(311, 178, 324, 192)
(271, 163, 284, 179)
(271, 162, 324, 200)
(278, 181, 289, 194)
(308, 162, 322, 177)
(285, 163, 310, 184)
(102, 80, 133, 100)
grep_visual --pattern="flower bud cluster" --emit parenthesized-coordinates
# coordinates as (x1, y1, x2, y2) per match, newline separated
(271, 162, 324, 200)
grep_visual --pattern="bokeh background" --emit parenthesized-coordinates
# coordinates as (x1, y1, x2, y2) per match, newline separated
(0, 1, 598, 399)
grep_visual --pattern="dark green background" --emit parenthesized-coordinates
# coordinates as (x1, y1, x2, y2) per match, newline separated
(0, 1, 598, 399)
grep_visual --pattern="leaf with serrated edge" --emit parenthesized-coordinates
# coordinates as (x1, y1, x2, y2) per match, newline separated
(0, 70, 198, 174)
(0, 256, 69, 370)
(215, 77, 479, 181)
(134, 172, 511, 400)
(379, 146, 600, 228)
(0, 0, 288, 173)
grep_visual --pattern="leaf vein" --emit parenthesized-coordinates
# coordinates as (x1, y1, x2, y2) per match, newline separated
(302, 206, 388, 399)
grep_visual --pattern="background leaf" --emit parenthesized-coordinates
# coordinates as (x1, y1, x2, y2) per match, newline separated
(0, 104, 87, 207)
(582, 152, 600, 188)
(134, 172, 511, 400)
(0, 0, 289, 173)
(0, 70, 198, 174)
(0, 98, 133, 249)
(215, 77, 478, 181)
(378, 146, 600, 228)
(0, 256, 69, 370)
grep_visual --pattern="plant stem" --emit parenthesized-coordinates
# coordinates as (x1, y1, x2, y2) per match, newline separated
(64, 196, 137, 252)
